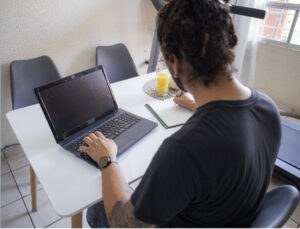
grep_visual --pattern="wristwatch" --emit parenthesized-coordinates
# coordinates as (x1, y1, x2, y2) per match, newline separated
(98, 156, 118, 170)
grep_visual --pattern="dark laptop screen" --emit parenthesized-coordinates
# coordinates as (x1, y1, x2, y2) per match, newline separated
(36, 67, 117, 142)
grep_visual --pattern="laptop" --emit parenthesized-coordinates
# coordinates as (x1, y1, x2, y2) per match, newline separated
(34, 65, 158, 167)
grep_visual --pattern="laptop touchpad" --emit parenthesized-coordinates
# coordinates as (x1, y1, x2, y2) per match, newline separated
(114, 136, 135, 155)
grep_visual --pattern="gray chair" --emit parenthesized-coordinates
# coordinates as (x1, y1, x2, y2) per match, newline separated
(250, 185, 299, 228)
(10, 55, 61, 212)
(151, 0, 166, 11)
(96, 43, 138, 83)
(10, 55, 61, 109)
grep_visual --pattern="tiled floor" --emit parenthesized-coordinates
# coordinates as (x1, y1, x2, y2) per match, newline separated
(1, 145, 300, 228)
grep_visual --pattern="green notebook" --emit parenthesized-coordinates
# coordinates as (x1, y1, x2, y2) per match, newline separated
(145, 99, 194, 129)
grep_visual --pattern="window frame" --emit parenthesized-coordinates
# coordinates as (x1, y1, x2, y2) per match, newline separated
(262, 1, 300, 49)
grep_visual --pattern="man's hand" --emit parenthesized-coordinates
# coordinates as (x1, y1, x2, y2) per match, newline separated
(173, 92, 197, 111)
(79, 131, 117, 164)
(80, 131, 155, 227)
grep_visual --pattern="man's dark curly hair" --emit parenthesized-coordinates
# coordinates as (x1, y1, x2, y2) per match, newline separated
(157, 0, 238, 87)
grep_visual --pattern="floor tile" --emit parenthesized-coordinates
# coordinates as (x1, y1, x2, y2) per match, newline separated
(4, 145, 29, 171)
(47, 217, 70, 228)
(283, 218, 298, 228)
(23, 189, 60, 228)
(83, 208, 90, 228)
(267, 174, 285, 191)
(47, 209, 89, 228)
(1, 156, 10, 175)
(1, 199, 33, 228)
(291, 201, 300, 224)
(13, 165, 43, 197)
(1, 172, 22, 207)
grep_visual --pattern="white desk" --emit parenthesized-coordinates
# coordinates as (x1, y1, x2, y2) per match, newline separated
(6, 72, 180, 227)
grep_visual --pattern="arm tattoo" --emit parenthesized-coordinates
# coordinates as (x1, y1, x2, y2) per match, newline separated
(108, 200, 155, 228)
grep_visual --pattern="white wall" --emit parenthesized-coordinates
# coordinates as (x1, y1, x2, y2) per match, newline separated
(2, 1, 299, 147)
(254, 42, 300, 114)
(1, 0, 156, 147)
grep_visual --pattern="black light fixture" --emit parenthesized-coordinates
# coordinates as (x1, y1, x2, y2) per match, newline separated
(147, 0, 266, 73)
(151, 0, 266, 19)
(229, 4, 266, 19)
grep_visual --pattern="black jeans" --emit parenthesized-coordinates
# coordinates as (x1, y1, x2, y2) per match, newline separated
(86, 201, 110, 228)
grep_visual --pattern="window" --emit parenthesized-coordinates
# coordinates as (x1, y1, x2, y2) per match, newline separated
(261, 0, 300, 47)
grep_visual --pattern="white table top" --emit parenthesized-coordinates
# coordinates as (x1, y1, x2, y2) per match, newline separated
(6, 72, 180, 217)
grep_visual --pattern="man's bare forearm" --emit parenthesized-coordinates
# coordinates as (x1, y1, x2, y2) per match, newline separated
(102, 163, 155, 227)
(102, 163, 132, 213)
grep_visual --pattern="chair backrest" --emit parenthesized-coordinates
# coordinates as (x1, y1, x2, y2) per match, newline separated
(250, 185, 299, 228)
(151, 0, 166, 11)
(10, 55, 61, 110)
(96, 43, 138, 83)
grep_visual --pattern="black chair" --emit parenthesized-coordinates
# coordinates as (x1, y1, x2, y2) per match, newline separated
(96, 43, 138, 83)
(10, 55, 61, 109)
(250, 185, 299, 228)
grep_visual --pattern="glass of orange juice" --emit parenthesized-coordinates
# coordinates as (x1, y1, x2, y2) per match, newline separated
(157, 72, 169, 94)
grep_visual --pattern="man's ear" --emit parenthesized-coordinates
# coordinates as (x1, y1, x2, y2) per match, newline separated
(170, 54, 180, 79)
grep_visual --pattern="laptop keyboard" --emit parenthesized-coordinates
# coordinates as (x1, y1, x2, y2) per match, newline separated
(68, 112, 141, 154)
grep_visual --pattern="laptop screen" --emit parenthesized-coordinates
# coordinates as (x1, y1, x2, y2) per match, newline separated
(35, 66, 117, 142)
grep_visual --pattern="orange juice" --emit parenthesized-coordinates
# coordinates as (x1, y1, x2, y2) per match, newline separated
(157, 73, 169, 94)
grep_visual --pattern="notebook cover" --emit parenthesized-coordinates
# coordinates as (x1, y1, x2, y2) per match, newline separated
(145, 104, 183, 129)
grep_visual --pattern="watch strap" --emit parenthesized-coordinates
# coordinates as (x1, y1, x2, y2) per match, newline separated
(98, 156, 118, 170)
(109, 157, 118, 164)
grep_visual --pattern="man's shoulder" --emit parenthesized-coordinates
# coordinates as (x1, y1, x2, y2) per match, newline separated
(168, 114, 214, 151)
(255, 89, 279, 112)
(169, 89, 280, 147)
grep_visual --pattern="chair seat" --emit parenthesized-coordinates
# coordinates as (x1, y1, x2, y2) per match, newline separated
(250, 185, 299, 228)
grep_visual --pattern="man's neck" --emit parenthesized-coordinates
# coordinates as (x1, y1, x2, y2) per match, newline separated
(187, 76, 252, 108)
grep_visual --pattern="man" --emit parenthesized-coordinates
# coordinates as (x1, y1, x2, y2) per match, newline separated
(81, 0, 281, 227)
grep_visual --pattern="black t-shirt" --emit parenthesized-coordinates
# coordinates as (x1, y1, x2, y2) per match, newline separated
(131, 89, 281, 227)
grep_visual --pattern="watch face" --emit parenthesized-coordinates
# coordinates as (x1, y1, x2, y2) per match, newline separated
(99, 156, 110, 169)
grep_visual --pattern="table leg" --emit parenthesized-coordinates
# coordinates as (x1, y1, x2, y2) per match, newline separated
(72, 211, 83, 228)
(30, 165, 38, 212)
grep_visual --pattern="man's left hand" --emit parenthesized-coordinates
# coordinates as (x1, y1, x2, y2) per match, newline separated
(79, 131, 118, 164)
